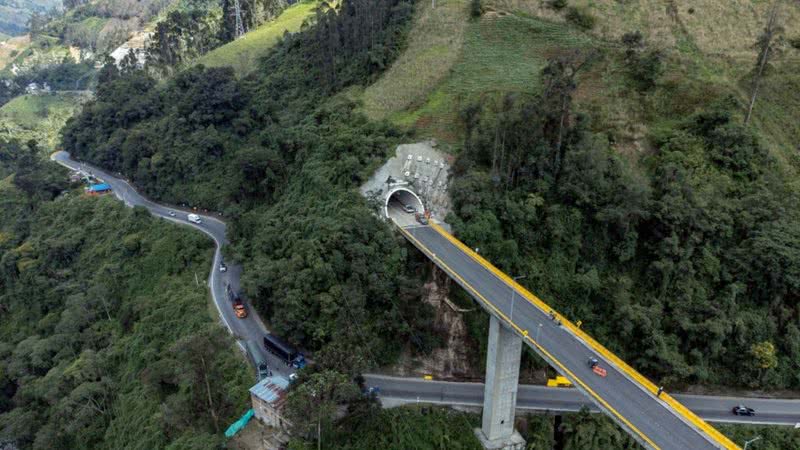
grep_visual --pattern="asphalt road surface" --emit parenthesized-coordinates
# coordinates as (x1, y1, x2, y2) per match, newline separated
(52, 152, 800, 440)
(51, 152, 297, 379)
(364, 375, 800, 427)
(403, 224, 726, 450)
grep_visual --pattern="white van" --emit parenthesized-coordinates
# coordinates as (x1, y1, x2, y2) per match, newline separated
(187, 213, 202, 224)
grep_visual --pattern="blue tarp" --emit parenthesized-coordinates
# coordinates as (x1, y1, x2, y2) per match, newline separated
(88, 183, 111, 192)
(224, 408, 254, 438)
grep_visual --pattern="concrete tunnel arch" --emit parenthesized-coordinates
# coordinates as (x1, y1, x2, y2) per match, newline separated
(384, 187, 425, 220)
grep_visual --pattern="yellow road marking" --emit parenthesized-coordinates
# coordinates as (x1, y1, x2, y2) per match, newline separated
(397, 225, 661, 449)
(423, 222, 740, 450)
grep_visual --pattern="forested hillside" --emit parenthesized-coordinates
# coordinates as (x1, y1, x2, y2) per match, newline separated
(62, 0, 441, 374)
(0, 140, 251, 449)
(450, 74, 800, 389)
(60, 0, 800, 392)
(432, 1, 800, 391)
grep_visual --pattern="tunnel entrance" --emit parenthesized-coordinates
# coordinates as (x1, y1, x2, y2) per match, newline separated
(385, 188, 425, 226)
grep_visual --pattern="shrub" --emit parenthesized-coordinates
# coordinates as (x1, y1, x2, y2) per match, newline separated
(790, 37, 800, 50)
(548, 0, 568, 10)
(565, 6, 595, 30)
(470, 0, 481, 18)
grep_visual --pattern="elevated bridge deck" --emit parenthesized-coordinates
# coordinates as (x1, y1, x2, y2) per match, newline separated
(397, 221, 739, 450)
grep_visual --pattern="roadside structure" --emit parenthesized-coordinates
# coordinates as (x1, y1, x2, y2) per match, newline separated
(250, 374, 291, 429)
(250, 375, 291, 450)
(86, 183, 112, 195)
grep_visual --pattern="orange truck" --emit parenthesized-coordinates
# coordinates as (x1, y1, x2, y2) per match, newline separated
(227, 284, 247, 318)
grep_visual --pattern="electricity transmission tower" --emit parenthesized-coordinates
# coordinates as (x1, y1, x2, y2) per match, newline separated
(233, 0, 245, 39)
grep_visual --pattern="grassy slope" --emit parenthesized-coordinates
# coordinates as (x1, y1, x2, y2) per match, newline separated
(360, 0, 469, 121)
(492, 0, 800, 59)
(0, 34, 29, 70)
(0, 35, 75, 76)
(544, 0, 800, 167)
(195, 0, 318, 75)
(0, 92, 89, 151)
(372, 11, 594, 143)
(364, 0, 800, 164)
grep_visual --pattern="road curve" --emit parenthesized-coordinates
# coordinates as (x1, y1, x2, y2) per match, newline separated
(50, 152, 800, 435)
(50, 151, 295, 378)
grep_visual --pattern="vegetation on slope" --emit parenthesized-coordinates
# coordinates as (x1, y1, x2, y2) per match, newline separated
(0, 141, 251, 449)
(360, 0, 468, 121)
(195, 0, 318, 76)
(0, 0, 60, 36)
(449, 51, 800, 389)
(356, 0, 800, 392)
(55, 0, 800, 446)
(365, 8, 595, 142)
(286, 404, 652, 450)
(62, 0, 435, 374)
(145, 0, 293, 77)
(0, 35, 77, 76)
(0, 92, 89, 150)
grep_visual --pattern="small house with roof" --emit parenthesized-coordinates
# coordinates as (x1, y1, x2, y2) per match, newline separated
(250, 374, 291, 429)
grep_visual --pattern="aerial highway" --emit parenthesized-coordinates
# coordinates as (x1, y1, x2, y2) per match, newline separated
(365, 374, 800, 427)
(52, 152, 799, 445)
(398, 222, 739, 449)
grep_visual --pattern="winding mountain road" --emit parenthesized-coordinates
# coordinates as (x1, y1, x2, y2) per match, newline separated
(51, 151, 294, 378)
(51, 151, 800, 434)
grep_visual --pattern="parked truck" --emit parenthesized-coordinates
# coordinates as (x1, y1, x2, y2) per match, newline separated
(263, 333, 306, 369)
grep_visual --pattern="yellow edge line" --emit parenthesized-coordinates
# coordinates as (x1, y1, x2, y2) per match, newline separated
(398, 225, 661, 450)
(426, 222, 739, 450)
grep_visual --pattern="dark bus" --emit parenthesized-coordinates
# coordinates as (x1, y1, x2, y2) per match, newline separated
(263, 333, 306, 368)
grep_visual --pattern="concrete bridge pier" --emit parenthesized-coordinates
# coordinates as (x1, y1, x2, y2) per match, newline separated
(475, 316, 526, 450)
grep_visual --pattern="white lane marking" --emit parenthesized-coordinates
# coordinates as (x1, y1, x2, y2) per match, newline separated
(53, 154, 238, 337)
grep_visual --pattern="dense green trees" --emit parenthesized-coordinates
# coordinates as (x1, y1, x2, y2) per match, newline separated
(0, 58, 96, 109)
(450, 53, 800, 389)
(146, 7, 224, 75)
(62, 0, 431, 373)
(0, 150, 251, 449)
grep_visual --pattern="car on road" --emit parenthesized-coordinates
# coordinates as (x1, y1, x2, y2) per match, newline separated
(363, 386, 380, 396)
(403, 204, 416, 214)
(588, 357, 599, 368)
(168, 211, 176, 217)
(219, 262, 227, 272)
(257, 362, 271, 380)
(187, 213, 202, 224)
(732, 405, 755, 416)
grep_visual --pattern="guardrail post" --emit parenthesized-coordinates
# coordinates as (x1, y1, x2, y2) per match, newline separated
(475, 316, 526, 450)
